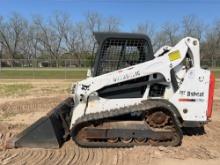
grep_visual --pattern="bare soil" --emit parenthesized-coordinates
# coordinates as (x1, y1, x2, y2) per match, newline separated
(0, 79, 220, 165)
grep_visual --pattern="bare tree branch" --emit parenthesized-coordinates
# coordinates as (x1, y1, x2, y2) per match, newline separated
(182, 15, 205, 41)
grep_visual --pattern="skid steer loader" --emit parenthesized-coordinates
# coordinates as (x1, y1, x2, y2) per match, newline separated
(6, 32, 215, 149)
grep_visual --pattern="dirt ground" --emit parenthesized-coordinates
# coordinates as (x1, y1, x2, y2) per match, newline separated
(0, 79, 220, 165)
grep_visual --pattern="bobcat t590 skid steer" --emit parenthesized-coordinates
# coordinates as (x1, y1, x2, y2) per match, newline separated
(7, 32, 215, 149)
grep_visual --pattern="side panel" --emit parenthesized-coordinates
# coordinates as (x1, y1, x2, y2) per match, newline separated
(86, 98, 144, 115)
(169, 68, 210, 121)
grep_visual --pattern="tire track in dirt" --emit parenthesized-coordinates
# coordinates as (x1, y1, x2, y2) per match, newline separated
(0, 153, 18, 165)
(84, 148, 94, 165)
(46, 151, 55, 165)
(102, 149, 117, 165)
(54, 148, 67, 165)
(61, 144, 76, 165)
(36, 150, 50, 165)
(19, 149, 38, 165)
(116, 150, 123, 165)
(33, 149, 50, 165)
(70, 144, 81, 164)
(78, 145, 91, 164)
(1, 143, 119, 165)
(0, 96, 65, 115)
(1, 97, 220, 164)
(0, 136, 219, 165)
(92, 148, 103, 165)
(59, 144, 79, 165)
(6, 149, 33, 165)
(46, 150, 62, 164)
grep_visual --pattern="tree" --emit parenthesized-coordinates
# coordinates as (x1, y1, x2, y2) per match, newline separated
(154, 22, 180, 50)
(73, 21, 89, 65)
(134, 22, 155, 37)
(104, 16, 121, 32)
(85, 11, 103, 51)
(33, 12, 71, 66)
(202, 20, 220, 66)
(133, 21, 156, 48)
(85, 11, 103, 33)
(182, 15, 205, 41)
(0, 13, 28, 59)
(18, 23, 40, 66)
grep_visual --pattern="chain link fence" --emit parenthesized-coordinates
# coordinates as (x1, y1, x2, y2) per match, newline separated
(0, 59, 92, 68)
(0, 58, 219, 79)
(0, 59, 92, 79)
(201, 59, 220, 68)
(0, 59, 220, 68)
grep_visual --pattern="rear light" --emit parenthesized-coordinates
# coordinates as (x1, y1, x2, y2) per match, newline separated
(207, 72, 215, 118)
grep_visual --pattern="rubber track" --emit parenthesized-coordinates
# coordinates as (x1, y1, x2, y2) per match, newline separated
(71, 99, 183, 147)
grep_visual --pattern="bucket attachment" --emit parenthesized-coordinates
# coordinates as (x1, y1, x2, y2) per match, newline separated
(6, 97, 74, 149)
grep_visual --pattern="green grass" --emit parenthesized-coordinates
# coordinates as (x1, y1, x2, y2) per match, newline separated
(0, 68, 219, 79)
(213, 70, 220, 79)
(0, 84, 33, 96)
(0, 68, 87, 79)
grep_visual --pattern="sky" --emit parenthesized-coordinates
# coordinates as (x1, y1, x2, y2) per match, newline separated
(0, 0, 220, 31)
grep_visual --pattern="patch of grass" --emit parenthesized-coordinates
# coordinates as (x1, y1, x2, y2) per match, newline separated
(39, 86, 70, 94)
(1, 112, 14, 119)
(215, 81, 220, 89)
(0, 68, 87, 79)
(0, 115, 4, 121)
(0, 84, 33, 96)
(213, 70, 220, 79)
(0, 68, 219, 79)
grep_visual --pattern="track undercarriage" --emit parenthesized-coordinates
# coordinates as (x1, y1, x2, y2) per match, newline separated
(71, 100, 183, 147)
(7, 99, 183, 149)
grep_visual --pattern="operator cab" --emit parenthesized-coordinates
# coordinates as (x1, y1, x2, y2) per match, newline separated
(91, 32, 154, 77)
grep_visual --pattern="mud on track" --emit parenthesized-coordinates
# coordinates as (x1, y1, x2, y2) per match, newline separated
(0, 83, 220, 164)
